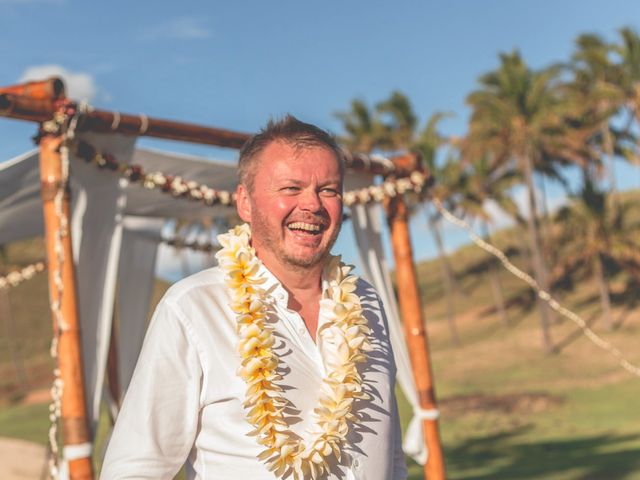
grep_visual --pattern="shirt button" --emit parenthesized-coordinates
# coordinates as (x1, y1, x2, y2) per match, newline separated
(352, 458, 360, 469)
(298, 327, 306, 335)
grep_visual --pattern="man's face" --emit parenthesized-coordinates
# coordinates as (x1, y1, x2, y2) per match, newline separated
(236, 140, 343, 272)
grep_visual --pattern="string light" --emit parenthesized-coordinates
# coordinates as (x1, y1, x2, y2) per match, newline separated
(433, 197, 640, 378)
(71, 140, 430, 208)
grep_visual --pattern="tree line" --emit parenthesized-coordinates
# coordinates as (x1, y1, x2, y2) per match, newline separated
(335, 27, 640, 353)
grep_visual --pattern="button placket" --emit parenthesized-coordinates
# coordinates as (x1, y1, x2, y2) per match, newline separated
(351, 455, 363, 479)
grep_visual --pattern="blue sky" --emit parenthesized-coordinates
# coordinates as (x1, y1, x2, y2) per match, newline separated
(2, 0, 640, 278)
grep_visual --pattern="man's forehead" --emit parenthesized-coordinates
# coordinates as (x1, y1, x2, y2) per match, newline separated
(255, 140, 342, 173)
(261, 139, 336, 159)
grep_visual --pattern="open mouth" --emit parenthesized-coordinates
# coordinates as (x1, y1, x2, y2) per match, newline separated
(286, 221, 324, 234)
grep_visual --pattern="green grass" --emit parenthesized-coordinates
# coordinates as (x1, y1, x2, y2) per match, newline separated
(0, 402, 49, 445)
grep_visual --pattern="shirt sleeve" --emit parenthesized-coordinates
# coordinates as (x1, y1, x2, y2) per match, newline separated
(100, 300, 203, 479)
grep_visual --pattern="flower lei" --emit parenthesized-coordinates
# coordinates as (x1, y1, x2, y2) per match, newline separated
(215, 224, 372, 479)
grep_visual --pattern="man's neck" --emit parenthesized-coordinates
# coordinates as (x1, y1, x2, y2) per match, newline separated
(259, 257, 324, 342)
(261, 257, 323, 299)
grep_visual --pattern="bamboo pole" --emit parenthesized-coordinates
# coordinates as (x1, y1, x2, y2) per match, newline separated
(385, 154, 446, 480)
(39, 134, 93, 480)
(0, 77, 65, 100)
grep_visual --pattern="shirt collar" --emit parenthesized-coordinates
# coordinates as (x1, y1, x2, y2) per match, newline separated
(256, 262, 330, 307)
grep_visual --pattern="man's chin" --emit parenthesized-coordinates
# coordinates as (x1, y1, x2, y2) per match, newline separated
(283, 250, 330, 269)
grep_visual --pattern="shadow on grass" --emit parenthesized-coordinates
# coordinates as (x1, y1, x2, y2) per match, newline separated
(553, 310, 599, 354)
(422, 428, 640, 480)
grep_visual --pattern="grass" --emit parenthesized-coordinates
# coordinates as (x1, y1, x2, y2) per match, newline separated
(2, 202, 640, 479)
(0, 402, 49, 445)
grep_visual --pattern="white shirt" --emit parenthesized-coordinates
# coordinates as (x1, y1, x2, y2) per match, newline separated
(101, 264, 407, 480)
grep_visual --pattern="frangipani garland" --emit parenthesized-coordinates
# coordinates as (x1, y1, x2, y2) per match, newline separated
(215, 224, 372, 479)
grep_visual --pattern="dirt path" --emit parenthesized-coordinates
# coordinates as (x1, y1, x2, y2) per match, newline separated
(0, 437, 48, 480)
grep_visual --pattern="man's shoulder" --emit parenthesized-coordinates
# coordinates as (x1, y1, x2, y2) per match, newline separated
(162, 266, 227, 305)
(354, 277, 384, 309)
(354, 276, 380, 297)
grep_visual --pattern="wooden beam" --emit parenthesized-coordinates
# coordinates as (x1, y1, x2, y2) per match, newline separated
(39, 134, 93, 480)
(0, 93, 251, 149)
(0, 79, 404, 175)
(385, 153, 446, 480)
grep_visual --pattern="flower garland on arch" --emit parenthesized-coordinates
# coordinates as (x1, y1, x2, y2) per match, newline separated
(215, 224, 372, 479)
(0, 262, 45, 290)
(69, 139, 429, 209)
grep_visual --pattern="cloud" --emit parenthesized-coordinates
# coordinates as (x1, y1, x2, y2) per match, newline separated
(19, 65, 97, 101)
(141, 16, 212, 41)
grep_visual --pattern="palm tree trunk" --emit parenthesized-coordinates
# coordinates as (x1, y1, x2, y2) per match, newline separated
(521, 153, 554, 353)
(602, 126, 619, 206)
(482, 221, 509, 327)
(593, 253, 613, 330)
(602, 124, 618, 197)
(428, 211, 460, 346)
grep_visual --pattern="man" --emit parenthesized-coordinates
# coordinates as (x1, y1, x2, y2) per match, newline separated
(101, 116, 407, 479)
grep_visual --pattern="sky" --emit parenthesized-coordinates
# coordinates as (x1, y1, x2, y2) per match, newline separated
(1, 0, 640, 279)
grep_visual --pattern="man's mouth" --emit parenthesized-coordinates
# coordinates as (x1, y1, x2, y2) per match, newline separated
(286, 221, 324, 234)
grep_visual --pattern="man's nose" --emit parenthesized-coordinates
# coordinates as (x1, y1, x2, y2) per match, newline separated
(299, 187, 322, 211)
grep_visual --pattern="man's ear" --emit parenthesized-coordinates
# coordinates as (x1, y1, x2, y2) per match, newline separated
(236, 184, 252, 223)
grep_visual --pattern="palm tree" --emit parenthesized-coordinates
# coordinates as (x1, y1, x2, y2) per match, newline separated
(612, 27, 640, 181)
(615, 27, 640, 130)
(464, 50, 567, 352)
(452, 154, 521, 327)
(376, 91, 419, 152)
(336, 92, 464, 345)
(334, 98, 384, 153)
(567, 33, 625, 200)
(551, 180, 640, 329)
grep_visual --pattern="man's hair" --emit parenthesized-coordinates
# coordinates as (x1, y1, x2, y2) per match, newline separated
(238, 115, 345, 191)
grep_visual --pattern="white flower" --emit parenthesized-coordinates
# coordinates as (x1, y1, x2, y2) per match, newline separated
(371, 186, 386, 202)
(410, 171, 425, 185)
(343, 191, 357, 206)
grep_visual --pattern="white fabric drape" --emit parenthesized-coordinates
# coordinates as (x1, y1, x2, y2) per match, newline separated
(69, 133, 137, 429)
(116, 216, 164, 401)
(0, 150, 42, 244)
(350, 201, 429, 465)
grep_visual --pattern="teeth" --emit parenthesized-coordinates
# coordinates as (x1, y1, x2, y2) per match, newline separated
(287, 222, 321, 232)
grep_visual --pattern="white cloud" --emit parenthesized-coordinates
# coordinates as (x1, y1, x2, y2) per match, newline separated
(141, 16, 212, 41)
(19, 65, 97, 101)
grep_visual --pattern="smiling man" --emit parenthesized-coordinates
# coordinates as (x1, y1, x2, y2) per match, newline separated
(101, 116, 407, 479)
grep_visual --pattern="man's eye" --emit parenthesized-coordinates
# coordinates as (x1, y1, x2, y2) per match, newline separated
(281, 186, 300, 193)
(320, 188, 340, 197)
